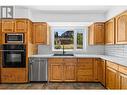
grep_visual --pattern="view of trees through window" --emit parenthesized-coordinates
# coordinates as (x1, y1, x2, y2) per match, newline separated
(54, 29, 74, 49)
(54, 28, 84, 50)
(77, 33, 83, 49)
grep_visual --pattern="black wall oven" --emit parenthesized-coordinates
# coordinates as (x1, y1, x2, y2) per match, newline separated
(2, 44, 26, 68)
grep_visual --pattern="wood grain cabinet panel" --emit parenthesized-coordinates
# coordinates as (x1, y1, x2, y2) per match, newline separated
(48, 63, 63, 81)
(2, 19, 14, 33)
(105, 18, 115, 44)
(1, 68, 26, 83)
(119, 73, 127, 89)
(64, 62, 76, 81)
(115, 11, 127, 44)
(106, 61, 119, 89)
(88, 22, 104, 45)
(15, 19, 28, 32)
(77, 58, 94, 82)
(33, 22, 50, 45)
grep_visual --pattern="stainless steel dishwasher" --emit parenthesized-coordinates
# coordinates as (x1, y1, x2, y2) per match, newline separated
(29, 58, 48, 82)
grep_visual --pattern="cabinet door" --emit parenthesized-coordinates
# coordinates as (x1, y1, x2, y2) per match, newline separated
(88, 25, 94, 45)
(2, 19, 14, 33)
(77, 58, 94, 81)
(33, 22, 47, 44)
(94, 23, 104, 44)
(106, 67, 119, 89)
(116, 12, 127, 44)
(97, 59, 106, 86)
(1, 68, 26, 83)
(64, 62, 76, 81)
(15, 19, 27, 32)
(48, 63, 63, 81)
(119, 73, 127, 89)
(105, 18, 115, 44)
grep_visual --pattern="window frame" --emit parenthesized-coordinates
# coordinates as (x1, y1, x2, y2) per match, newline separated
(51, 27, 86, 51)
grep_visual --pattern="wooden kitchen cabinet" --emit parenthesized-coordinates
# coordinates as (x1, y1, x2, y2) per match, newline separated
(106, 61, 119, 89)
(33, 22, 50, 45)
(1, 68, 26, 83)
(2, 19, 14, 33)
(105, 18, 115, 44)
(15, 19, 28, 32)
(115, 11, 127, 44)
(48, 58, 63, 81)
(77, 58, 94, 81)
(95, 59, 106, 86)
(64, 59, 77, 81)
(118, 65, 127, 89)
(48, 58, 77, 82)
(88, 22, 104, 45)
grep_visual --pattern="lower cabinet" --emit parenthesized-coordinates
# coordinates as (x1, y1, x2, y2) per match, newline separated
(119, 73, 127, 89)
(77, 58, 94, 81)
(48, 62, 63, 81)
(48, 58, 76, 82)
(119, 65, 127, 89)
(97, 59, 106, 86)
(1, 68, 26, 83)
(106, 67, 119, 89)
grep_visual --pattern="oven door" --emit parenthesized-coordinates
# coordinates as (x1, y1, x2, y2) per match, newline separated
(3, 50, 26, 68)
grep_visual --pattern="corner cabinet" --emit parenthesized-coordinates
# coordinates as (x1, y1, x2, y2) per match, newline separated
(115, 11, 127, 44)
(88, 22, 104, 45)
(105, 18, 115, 44)
(33, 22, 50, 45)
(106, 61, 119, 89)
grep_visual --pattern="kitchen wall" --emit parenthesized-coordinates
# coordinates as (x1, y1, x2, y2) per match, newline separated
(104, 45, 127, 58)
(38, 26, 104, 55)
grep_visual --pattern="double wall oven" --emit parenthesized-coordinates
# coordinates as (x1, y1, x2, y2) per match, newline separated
(2, 33, 26, 68)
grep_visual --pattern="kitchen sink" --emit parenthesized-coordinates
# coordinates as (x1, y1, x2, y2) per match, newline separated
(53, 54, 74, 56)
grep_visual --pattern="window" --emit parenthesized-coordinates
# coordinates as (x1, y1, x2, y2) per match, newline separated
(54, 29, 74, 49)
(52, 28, 85, 51)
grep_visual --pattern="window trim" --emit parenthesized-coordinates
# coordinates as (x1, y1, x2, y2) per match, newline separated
(51, 27, 86, 51)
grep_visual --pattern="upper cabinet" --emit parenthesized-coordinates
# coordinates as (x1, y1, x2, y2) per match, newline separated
(115, 11, 127, 44)
(105, 18, 115, 44)
(33, 22, 50, 45)
(15, 19, 28, 33)
(2, 19, 14, 33)
(88, 22, 104, 45)
(2, 19, 28, 33)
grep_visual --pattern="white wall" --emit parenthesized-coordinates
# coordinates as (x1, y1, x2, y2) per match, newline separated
(106, 6, 127, 20)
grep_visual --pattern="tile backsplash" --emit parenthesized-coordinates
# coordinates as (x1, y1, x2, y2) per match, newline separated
(104, 45, 127, 58)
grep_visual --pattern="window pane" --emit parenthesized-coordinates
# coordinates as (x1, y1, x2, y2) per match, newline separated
(54, 29, 74, 49)
(77, 33, 83, 49)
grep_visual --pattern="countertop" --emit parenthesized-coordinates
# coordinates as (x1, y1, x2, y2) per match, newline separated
(29, 54, 127, 67)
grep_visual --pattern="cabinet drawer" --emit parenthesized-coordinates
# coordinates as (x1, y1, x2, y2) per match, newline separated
(77, 70, 93, 76)
(119, 65, 127, 75)
(77, 75, 93, 81)
(77, 63, 93, 69)
(77, 58, 93, 63)
(64, 58, 77, 63)
(48, 58, 63, 63)
(106, 61, 118, 70)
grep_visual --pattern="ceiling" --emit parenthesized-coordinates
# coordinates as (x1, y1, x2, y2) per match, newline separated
(23, 6, 114, 14)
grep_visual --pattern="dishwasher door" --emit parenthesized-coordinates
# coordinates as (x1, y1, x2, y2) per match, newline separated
(30, 58, 48, 82)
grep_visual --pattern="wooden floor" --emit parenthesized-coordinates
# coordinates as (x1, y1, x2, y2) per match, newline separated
(0, 82, 105, 89)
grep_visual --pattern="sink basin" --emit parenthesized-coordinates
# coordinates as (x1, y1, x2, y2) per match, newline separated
(53, 54, 74, 56)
